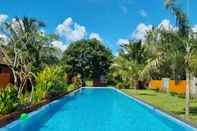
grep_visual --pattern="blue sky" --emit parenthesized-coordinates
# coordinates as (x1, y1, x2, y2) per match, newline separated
(0, 0, 197, 54)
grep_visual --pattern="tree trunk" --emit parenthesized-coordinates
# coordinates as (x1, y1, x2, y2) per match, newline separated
(185, 68, 190, 116)
(10, 67, 18, 86)
(29, 78, 34, 103)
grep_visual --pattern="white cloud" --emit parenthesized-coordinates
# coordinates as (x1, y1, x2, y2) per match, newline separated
(192, 25, 197, 33)
(139, 9, 147, 17)
(56, 17, 86, 42)
(51, 40, 68, 51)
(89, 33, 102, 41)
(158, 19, 175, 30)
(132, 23, 152, 41)
(117, 38, 129, 45)
(0, 14, 8, 24)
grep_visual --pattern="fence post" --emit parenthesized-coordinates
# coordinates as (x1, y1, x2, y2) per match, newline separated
(162, 78, 169, 92)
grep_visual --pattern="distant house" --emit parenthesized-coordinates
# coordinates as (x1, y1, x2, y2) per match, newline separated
(93, 75, 107, 86)
(0, 50, 14, 88)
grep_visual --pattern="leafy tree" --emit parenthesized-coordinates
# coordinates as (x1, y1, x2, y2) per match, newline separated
(62, 39, 113, 81)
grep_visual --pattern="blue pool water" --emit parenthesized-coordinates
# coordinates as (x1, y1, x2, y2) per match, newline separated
(1, 87, 196, 131)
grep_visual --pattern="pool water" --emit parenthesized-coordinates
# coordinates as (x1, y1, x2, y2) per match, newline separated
(1, 87, 196, 131)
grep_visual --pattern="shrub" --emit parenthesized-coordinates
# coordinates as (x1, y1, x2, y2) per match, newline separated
(18, 93, 30, 104)
(72, 74, 82, 88)
(85, 80, 93, 87)
(34, 66, 67, 102)
(116, 83, 124, 89)
(0, 85, 18, 114)
(67, 84, 76, 91)
(17, 93, 32, 111)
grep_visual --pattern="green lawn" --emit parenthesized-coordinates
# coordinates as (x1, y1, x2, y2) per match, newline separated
(121, 89, 197, 125)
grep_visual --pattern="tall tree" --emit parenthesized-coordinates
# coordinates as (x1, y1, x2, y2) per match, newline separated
(62, 39, 113, 81)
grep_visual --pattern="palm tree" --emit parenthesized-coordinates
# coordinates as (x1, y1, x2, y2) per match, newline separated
(142, 0, 197, 116)
(111, 56, 140, 88)
(165, 0, 195, 116)
(111, 41, 147, 89)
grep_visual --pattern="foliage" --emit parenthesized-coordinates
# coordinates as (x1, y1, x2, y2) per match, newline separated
(67, 84, 77, 91)
(1, 17, 61, 72)
(119, 40, 148, 64)
(85, 81, 93, 87)
(116, 82, 124, 89)
(62, 39, 113, 80)
(0, 17, 62, 103)
(34, 66, 67, 102)
(0, 85, 18, 114)
(110, 41, 147, 87)
(18, 93, 31, 105)
(72, 74, 82, 88)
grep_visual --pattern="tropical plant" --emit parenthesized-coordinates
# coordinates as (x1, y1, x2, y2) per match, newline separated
(111, 40, 148, 88)
(119, 40, 148, 64)
(34, 66, 67, 102)
(110, 56, 142, 88)
(0, 85, 18, 114)
(72, 74, 82, 88)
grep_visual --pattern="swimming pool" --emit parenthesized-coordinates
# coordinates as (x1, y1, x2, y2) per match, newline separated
(1, 87, 196, 131)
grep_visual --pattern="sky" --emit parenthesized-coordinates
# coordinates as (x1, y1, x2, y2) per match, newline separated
(0, 0, 197, 54)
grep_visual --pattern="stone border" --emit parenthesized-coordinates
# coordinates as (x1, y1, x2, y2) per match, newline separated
(0, 87, 81, 127)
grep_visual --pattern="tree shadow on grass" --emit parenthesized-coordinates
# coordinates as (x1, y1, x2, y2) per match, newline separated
(172, 107, 197, 116)
(138, 93, 156, 96)
(172, 111, 185, 115)
(190, 107, 197, 115)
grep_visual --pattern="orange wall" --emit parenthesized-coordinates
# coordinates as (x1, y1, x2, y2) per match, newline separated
(149, 80, 162, 90)
(149, 80, 186, 94)
(168, 80, 186, 94)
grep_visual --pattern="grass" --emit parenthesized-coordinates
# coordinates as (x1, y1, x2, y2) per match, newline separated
(121, 89, 197, 125)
